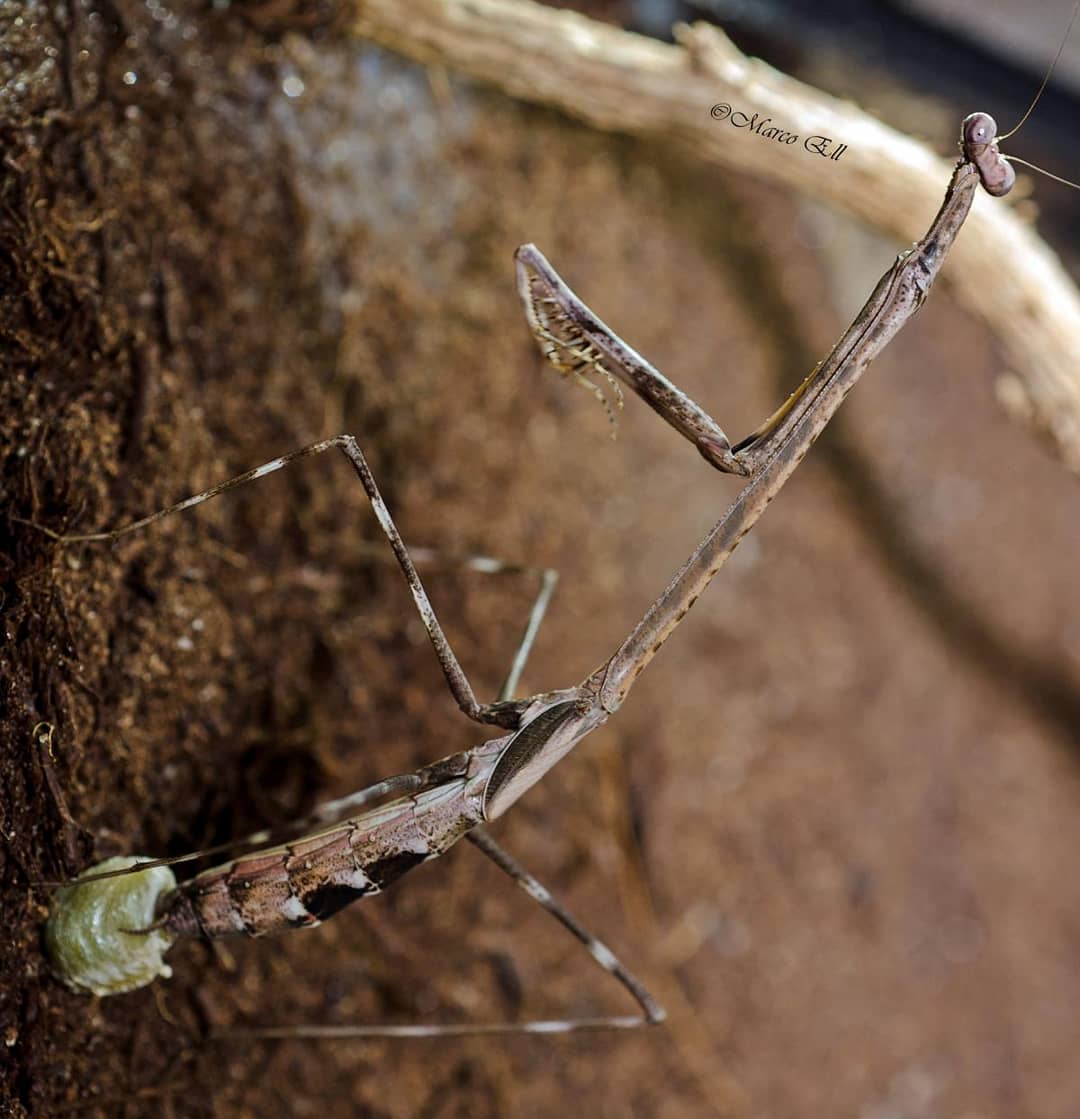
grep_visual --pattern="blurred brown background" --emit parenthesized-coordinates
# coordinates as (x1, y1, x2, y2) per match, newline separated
(3, 1, 1080, 1116)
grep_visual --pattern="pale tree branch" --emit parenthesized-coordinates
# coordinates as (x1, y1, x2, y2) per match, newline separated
(352, 0, 1080, 471)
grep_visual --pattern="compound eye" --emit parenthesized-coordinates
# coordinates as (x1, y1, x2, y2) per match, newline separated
(983, 157, 1016, 198)
(962, 111, 997, 150)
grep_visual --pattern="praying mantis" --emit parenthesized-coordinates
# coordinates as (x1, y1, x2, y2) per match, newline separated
(10, 8, 1078, 1119)
(36, 102, 1030, 1049)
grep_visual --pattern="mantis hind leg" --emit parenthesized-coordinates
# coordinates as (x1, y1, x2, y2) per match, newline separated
(215, 827, 663, 1042)
(24, 434, 557, 730)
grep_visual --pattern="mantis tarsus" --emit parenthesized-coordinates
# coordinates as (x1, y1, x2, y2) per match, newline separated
(35, 103, 1046, 1042)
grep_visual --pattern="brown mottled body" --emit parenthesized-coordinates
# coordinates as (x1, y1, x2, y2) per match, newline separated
(157, 696, 602, 940)
(160, 739, 505, 938)
(45, 112, 1022, 1035)
(156, 114, 1009, 943)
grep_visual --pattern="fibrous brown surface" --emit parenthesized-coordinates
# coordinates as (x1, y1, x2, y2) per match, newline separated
(3, 3, 1080, 1117)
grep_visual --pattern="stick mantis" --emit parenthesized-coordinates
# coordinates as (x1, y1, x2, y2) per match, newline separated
(34, 92, 1057, 1044)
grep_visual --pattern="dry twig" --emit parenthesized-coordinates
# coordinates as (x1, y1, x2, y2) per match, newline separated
(352, 0, 1080, 471)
